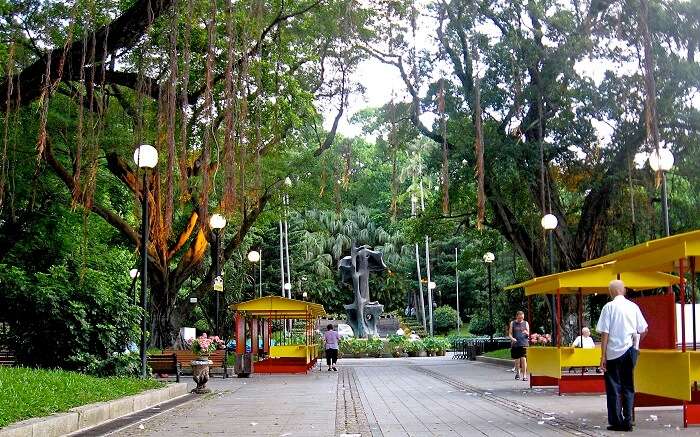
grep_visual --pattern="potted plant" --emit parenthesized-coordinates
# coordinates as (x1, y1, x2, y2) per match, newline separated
(187, 333, 224, 393)
(366, 338, 383, 358)
(423, 337, 439, 356)
(388, 334, 406, 358)
(435, 337, 450, 356)
(405, 340, 424, 357)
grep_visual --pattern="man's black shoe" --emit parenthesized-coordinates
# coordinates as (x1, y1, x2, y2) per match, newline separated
(607, 425, 632, 432)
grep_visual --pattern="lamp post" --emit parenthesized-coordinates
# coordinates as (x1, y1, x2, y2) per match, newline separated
(248, 250, 261, 297)
(541, 213, 558, 343)
(648, 148, 674, 236)
(129, 268, 139, 305)
(133, 144, 158, 378)
(209, 213, 227, 335)
(428, 281, 436, 336)
(483, 252, 495, 342)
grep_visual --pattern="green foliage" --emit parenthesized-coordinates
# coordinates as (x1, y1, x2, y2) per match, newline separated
(404, 340, 424, 356)
(0, 367, 162, 427)
(467, 312, 491, 336)
(433, 305, 460, 334)
(0, 262, 139, 372)
(338, 337, 383, 357)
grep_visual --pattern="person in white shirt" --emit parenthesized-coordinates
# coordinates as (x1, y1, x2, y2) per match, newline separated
(596, 279, 648, 432)
(571, 327, 595, 348)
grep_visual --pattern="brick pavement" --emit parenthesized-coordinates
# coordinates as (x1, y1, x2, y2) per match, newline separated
(108, 356, 700, 437)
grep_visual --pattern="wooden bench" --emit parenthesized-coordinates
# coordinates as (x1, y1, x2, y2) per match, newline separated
(164, 349, 228, 378)
(0, 349, 15, 367)
(147, 353, 180, 382)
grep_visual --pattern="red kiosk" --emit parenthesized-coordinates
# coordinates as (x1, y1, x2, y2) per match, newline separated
(230, 296, 325, 375)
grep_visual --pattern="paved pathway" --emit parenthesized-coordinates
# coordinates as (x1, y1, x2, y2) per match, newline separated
(110, 356, 700, 437)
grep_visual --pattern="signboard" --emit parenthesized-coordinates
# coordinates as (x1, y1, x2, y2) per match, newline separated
(213, 276, 224, 292)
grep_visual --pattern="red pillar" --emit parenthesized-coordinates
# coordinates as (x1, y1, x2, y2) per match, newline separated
(262, 319, 270, 354)
(251, 317, 259, 355)
(235, 312, 245, 355)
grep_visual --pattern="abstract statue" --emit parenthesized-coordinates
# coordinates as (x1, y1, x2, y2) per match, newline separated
(338, 244, 387, 338)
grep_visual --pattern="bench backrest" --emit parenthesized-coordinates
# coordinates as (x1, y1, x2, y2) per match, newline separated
(163, 349, 226, 367)
(147, 354, 177, 372)
(0, 349, 15, 366)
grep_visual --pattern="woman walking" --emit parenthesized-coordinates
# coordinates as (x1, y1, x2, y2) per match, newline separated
(324, 324, 341, 371)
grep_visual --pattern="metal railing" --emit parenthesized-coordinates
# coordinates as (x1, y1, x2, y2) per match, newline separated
(451, 337, 511, 360)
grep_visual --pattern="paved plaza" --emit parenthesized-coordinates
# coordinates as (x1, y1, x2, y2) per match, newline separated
(109, 357, 700, 437)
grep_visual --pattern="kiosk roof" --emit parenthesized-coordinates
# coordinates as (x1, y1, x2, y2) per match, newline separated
(504, 262, 679, 296)
(581, 229, 700, 272)
(229, 296, 326, 318)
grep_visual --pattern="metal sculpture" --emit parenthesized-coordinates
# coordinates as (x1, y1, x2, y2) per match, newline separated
(338, 244, 387, 338)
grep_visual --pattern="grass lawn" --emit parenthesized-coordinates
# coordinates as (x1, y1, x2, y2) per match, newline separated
(446, 326, 472, 337)
(0, 367, 163, 428)
(483, 348, 512, 360)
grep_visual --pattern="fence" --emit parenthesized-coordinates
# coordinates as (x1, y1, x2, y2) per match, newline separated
(451, 337, 511, 360)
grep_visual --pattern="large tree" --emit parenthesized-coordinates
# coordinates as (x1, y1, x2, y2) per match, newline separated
(362, 0, 700, 275)
(0, 0, 372, 346)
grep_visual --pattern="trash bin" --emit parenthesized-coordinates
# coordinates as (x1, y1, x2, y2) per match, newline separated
(235, 353, 252, 377)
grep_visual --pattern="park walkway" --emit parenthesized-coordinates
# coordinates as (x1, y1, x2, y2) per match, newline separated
(110, 356, 699, 437)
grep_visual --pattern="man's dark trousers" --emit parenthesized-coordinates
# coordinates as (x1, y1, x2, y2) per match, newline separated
(604, 347, 639, 428)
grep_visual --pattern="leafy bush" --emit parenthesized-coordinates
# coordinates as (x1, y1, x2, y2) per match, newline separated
(340, 338, 383, 357)
(404, 340, 424, 356)
(365, 338, 383, 357)
(468, 312, 491, 336)
(423, 337, 440, 354)
(83, 351, 142, 377)
(388, 335, 406, 357)
(433, 305, 460, 334)
(0, 263, 140, 373)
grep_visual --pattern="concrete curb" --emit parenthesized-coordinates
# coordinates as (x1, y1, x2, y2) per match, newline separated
(0, 383, 188, 437)
(476, 355, 512, 367)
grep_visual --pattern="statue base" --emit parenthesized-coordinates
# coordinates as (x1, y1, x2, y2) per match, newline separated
(345, 302, 384, 338)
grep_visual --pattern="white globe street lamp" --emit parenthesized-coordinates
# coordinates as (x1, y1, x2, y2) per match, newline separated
(648, 148, 674, 236)
(541, 213, 558, 230)
(129, 268, 140, 279)
(483, 252, 495, 263)
(284, 176, 293, 187)
(284, 282, 292, 291)
(133, 144, 158, 169)
(209, 213, 227, 230)
(247, 250, 260, 263)
(648, 148, 674, 172)
(428, 281, 437, 290)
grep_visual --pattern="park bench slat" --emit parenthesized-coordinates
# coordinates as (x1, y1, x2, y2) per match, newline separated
(147, 353, 180, 382)
(162, 349, 228, 378)
(0, 349, 16, 367)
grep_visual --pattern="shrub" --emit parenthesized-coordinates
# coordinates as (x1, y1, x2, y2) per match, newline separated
(433, 306, 460, 334)
(0, 264, 140, 373)
(468, 312, 491, 335)
(404, 340, 424, 356)
(365, 338, 383, 357)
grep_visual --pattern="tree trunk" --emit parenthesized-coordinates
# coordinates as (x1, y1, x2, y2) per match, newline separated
(148, 280, 179, 348)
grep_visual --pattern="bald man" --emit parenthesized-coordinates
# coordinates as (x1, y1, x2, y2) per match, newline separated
(596, 279, 648, 432)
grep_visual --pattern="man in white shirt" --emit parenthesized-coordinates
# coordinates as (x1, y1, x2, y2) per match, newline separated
(596, 279, 648, 432)
(571, 327, 595, 348)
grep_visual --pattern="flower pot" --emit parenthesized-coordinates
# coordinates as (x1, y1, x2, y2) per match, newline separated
(418, 350, 427, 357)
(191, 357, 213, 394)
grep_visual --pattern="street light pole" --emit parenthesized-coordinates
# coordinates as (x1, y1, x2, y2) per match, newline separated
(134, 144, 158, 379)
(140, 171, 148, 378)
(455, 247, 460, 332)
(209, 214, 227, 336)
(483, 252, 495, 342)
(541, 213, 558, 344)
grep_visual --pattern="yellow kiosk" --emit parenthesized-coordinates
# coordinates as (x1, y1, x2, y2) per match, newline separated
(582, 229, 700, 426)
(506, 262, 678, 394)
(231, 296, 325, 374)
